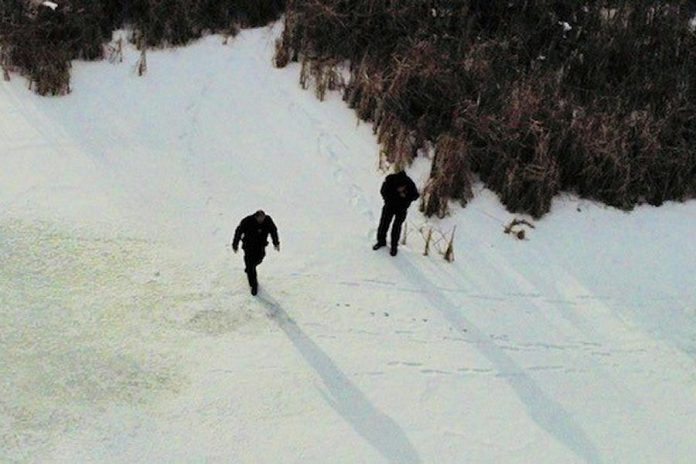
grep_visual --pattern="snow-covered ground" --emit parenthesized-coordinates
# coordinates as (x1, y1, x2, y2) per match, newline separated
(2, 24, 696, 463)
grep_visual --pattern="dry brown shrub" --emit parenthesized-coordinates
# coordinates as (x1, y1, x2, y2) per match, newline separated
(1, 0, 286, 94)
(274, 37, 290, 68)
(421, 133, 474, 218)
(305, 58, 343, 100)
(277, 0, 696, 217)
(377, 113, 417, 171)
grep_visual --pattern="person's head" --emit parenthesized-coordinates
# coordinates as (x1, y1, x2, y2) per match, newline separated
(254, 210, 266, 223)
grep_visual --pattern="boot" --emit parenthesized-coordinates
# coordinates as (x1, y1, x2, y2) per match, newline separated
(373, 242, 386, 250)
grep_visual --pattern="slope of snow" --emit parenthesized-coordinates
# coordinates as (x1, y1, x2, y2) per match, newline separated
(2, 24, 696, 463)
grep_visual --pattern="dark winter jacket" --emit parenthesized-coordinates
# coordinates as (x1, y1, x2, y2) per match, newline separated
(380, 171, 420, 211)
(233, 215, 279, 251)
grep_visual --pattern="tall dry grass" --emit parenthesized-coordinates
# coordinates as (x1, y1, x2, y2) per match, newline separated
(276, 0, 696, 217)
(0, 0, 285, 94)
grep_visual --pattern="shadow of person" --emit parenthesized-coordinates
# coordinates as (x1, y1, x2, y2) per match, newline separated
(257, 294, 421, 464)
(391, 257, 604, 464)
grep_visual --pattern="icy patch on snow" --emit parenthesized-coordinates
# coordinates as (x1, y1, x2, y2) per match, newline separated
(0, 220, 183, 459)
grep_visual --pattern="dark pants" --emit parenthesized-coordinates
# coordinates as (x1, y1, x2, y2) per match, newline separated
(243, 247, 266, 288)
(377, 205, 407, 248)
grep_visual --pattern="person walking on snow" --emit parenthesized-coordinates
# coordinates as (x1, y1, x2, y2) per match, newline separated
(373, 171, 419, 256)
(232, 210, 279, 295)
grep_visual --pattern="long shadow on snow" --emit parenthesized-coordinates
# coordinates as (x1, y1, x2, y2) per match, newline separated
(257, 294, 421, 464)
(391, 257, 603, 464)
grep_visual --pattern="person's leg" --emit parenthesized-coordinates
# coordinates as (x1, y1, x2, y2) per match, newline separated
(375, 205, 395, 249)
(390, 210, 407, 256)
(244, 250, 259, 292)
(255, 249, 266, 267)
(249, 249, 266, 295)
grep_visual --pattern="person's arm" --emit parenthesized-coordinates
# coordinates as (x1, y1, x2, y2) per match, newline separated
(269, 218, 280, 250)
(380, 178, 389, 201)
(409, 179, 420, 202)
(232, 219, 245, 251)
(381, 174, 399, 203)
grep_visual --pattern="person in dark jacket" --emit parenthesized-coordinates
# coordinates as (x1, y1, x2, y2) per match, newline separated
(373, 171, 419, 256)
(232, 210, 280, 295)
